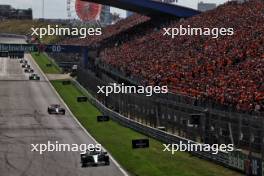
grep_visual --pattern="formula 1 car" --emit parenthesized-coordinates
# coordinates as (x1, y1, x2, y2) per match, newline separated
(22, 64, 30, 68)
(20, 59, 27, 63)
(29, 74, 40, 80)
(80, 148, 110, 167)
(24, 68, 34, 73)
(47, 104, 65, 115)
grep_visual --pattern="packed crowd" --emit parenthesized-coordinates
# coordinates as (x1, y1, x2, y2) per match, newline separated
(61, 0, 264, 113)
(98, 0, 264, 113)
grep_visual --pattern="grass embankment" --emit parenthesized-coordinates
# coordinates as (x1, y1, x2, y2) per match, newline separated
(51, 80, 242, 176)
(0, 20, 63, 44)
(31, 52, 61, 74)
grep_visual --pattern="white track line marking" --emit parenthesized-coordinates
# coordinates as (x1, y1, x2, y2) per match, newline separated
(0, 57, 7, 76)
(0, 59, 3, 75)
(28, 53, 129, 176)
(4, 57, 7, 76)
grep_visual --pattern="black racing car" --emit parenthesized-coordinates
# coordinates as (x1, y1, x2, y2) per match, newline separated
(24, 68, 34, 73)
(80, 148, 110, 167)
(29, 73, 40, 80)
(22, 64, 30, 68)
(20, 59, 27, 64)
(47, 104, 65, 115)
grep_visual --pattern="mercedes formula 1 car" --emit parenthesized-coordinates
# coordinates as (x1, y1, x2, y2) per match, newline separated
(29, 74, 40, 80)
(24, 68, 34, 73)
(22, 64, 30, 68)
(20, 59, 27, 64)
(47, 104, 65, 115)
(80, 149, 110, 167)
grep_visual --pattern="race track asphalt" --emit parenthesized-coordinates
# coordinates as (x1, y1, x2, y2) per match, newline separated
(0, 37, 125, 176)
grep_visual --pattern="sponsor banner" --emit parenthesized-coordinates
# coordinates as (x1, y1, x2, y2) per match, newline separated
(132, 139, 149, 149)
(97, 115, 110, 122)
(227, 151, 262, 176)
(0, 44, 84, 53)
(77, 96, 88, 102)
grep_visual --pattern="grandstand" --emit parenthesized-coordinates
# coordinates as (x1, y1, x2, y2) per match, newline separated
(0, 5, 32, 20)
(100, 0, 264, 113)
(57, 0, 264, 174)
(61, 0, 264, 114)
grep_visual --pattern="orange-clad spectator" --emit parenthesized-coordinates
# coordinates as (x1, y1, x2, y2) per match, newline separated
(61, 0, 264, 113)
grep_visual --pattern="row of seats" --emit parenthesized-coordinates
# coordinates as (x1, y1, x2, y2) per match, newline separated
(60, 0, 264, 113)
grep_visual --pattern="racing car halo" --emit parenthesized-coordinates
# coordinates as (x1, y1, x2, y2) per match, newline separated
(47, 104, 66, 115)
(80, 148, 110, 167)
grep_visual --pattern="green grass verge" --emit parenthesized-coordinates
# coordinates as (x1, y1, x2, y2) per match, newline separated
(51, 80, 242, 176)
(0, 20, 63, 44)
(31, 52, 61, 74)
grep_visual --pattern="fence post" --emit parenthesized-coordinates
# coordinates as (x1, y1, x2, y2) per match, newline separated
(82, 47, 88, 69)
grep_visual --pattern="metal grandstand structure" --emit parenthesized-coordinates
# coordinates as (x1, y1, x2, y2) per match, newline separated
(82, 0, 200, 17)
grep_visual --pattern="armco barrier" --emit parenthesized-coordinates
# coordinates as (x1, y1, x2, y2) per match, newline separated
(72, 79, 263, 176)
(77, 68, 264, 153)
(0, 33, 27, 40)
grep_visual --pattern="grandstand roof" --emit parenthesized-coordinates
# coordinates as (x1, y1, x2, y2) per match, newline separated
(82, 0, 200, 17)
